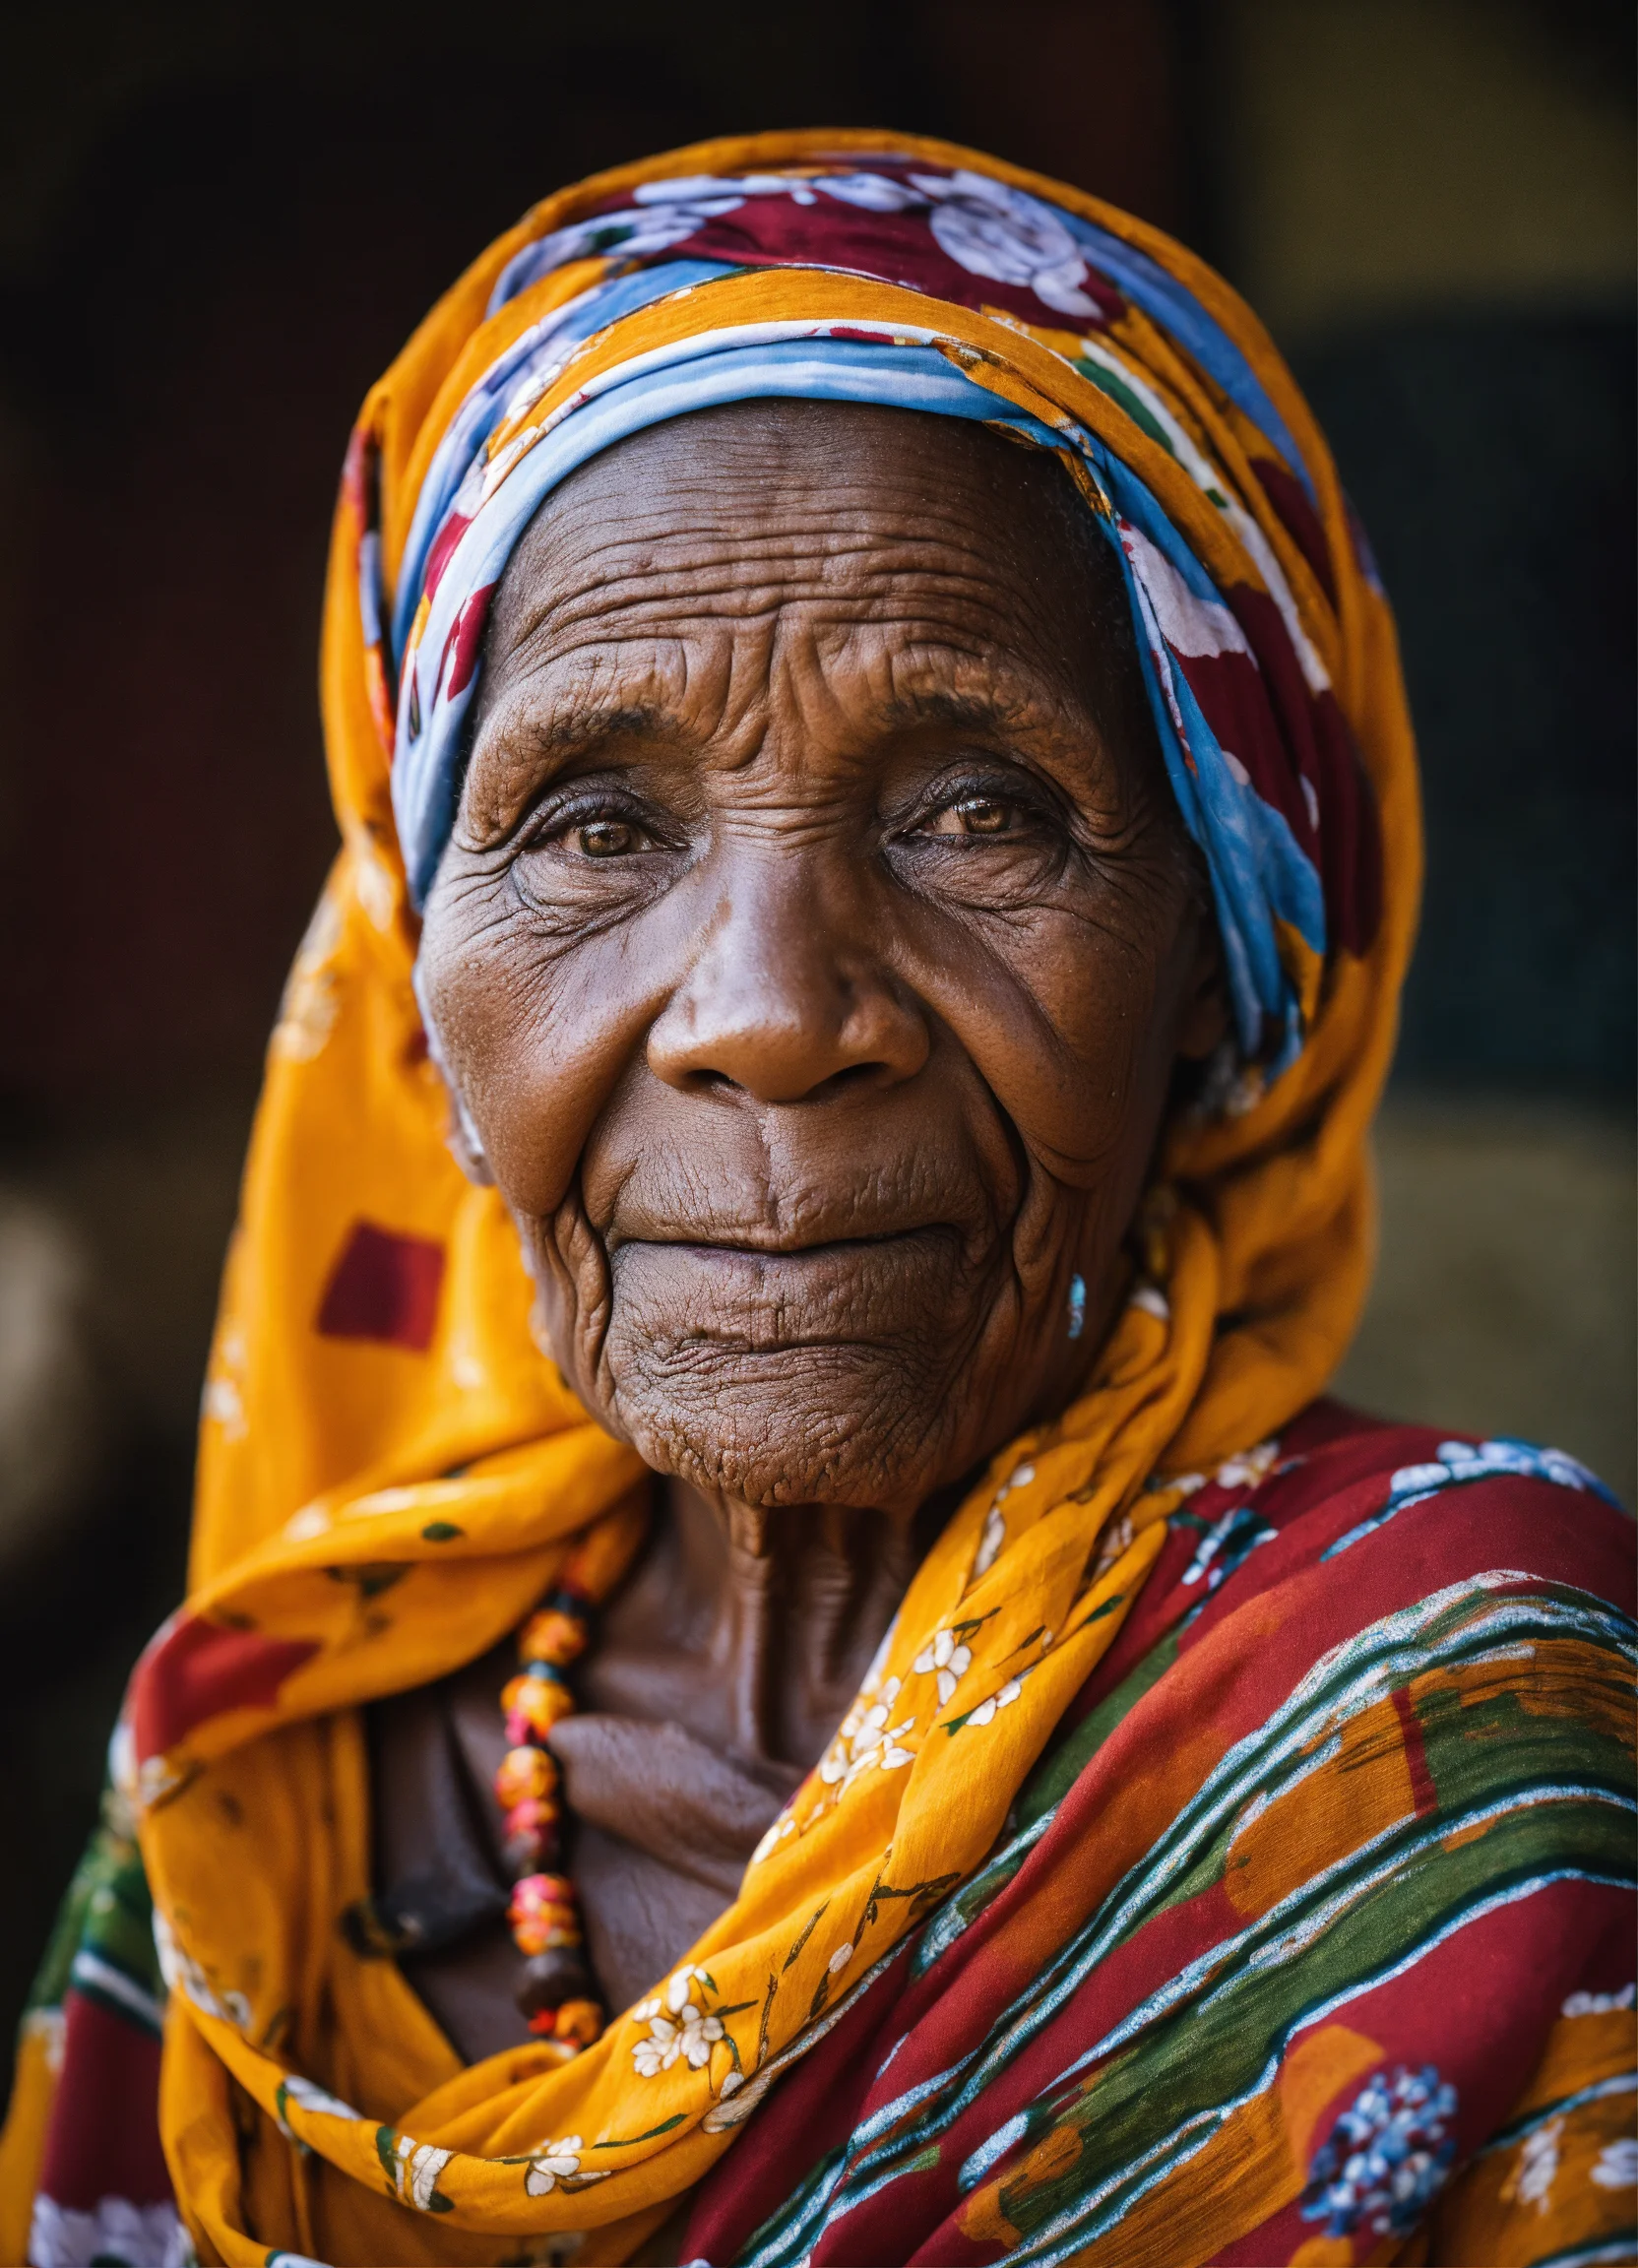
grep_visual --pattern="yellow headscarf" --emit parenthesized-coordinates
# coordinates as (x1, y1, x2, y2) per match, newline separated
(46, 132, 1418, 2262)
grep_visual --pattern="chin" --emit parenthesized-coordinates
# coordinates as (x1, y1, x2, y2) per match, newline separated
(604, 1339, 963, 1510)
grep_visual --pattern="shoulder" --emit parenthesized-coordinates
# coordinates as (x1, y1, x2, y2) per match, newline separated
(987, 1409, 1637, 2262)
(1082, 1400, 1633, 1715)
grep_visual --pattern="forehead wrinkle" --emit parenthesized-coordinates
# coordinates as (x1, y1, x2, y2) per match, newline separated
(520, 468, 1037, 573)
(485, 567, 1068, 732)
(482, 611, 1101, 783)
(499, 553, 1032, 661)
(801, 614, 1102, 750)
(492, 479, 1045, 647)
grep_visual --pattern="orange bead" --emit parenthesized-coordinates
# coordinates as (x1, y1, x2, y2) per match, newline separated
(552, 1999, 602, 2047)
(511, 1912, 581, 1958)
(519, 1606, 589, 1668)
(494, 1743, 558, 1810)
(501, 1671, 574, 1742)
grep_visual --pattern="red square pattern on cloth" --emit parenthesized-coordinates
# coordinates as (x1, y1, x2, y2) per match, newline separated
(315, 1219, 446, 1352)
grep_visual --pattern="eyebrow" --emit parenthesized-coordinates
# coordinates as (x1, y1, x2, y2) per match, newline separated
(484, 683, 1051, 762)
(871, 686, 1043, 736)
(482, 701, 679, 761)
(470, 664, 1091, 809)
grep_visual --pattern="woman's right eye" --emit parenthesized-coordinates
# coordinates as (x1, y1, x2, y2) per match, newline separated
(525, 801, 660, 861)
(510, 796, 681, 911)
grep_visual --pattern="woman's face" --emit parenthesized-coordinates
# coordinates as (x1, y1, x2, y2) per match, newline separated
(418, 401, 1224, 1517)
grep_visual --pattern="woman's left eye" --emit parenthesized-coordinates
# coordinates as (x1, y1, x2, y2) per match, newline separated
(922, 795, 1022, 839)
(575, 818, 638, 857)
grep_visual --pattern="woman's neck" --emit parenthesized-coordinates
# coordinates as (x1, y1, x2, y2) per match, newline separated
(584, 1478, 921, 1769)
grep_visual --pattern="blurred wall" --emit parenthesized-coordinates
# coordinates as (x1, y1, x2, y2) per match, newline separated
(0, 0, 1630, 2053)
(1206, 1, 1635, 1493)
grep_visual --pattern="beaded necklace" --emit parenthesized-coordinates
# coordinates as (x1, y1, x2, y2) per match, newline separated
(494, 1522, 630, 2053)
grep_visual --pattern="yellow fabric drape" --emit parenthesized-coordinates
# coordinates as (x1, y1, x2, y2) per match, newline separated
(5, 131, 1419, 2264)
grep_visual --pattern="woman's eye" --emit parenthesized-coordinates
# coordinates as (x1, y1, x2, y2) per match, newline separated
(575, 818, 638, 857)
(925, 795, 1021, 839)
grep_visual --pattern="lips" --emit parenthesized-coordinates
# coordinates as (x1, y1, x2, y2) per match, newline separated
(602, 1178, 963, 1258)
(607, 1227, 968, 1350)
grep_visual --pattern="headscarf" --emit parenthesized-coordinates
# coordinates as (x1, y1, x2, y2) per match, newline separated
(110, 131, 1418, 2262)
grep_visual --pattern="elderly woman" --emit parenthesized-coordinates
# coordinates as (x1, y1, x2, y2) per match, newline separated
(4, 133, 1633, 2268)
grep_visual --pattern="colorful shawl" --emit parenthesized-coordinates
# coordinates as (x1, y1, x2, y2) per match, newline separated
(3, 132, 1631, 2268)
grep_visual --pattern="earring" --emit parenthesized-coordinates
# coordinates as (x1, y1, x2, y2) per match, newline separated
(1067, 1274, 1087, 1341)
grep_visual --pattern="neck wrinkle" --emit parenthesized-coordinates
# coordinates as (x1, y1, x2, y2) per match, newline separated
(662, 1479, 919, 1762)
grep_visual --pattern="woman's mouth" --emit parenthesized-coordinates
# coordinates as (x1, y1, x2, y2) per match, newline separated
(606, 1226, 972, 1351)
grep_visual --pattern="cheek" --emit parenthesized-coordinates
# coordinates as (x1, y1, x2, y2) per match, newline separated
(416, 871, 659, 1216)
(907, 876, 1191, 1185)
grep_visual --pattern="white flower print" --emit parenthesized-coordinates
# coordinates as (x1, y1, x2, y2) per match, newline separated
(673, 2000, 725, 2067)
(913, 1628, 974, 1709)
(909, 169, 1102, 318)
(28, 2197, 188, 2268)
(1508, 2118, 1562, 2212)
(966, 1674, 1026, 1730)
(515, 166, 903, 291)
(974, 1504, 1006, 1577)
(1300, 2065, 1457, 2238)
(389, 2133, 454, 2212)
(23, 2006, 64, 2081)
(283, 2075, 359, 2120)
(526, 198, 741, 278)
(750, 1808, 796, 1865)
(526, 2135, 608, 2195)
(632, 2028, 674, 2077)
(1091, 1512, 1134, 1582)
(271, 891, 343, 1063)
(1592, 2137, 1638, 2189)
(135, 1752, 187, 1810)
(827, 1940, 855, 1976)
(631, 1968, 724, 2077)
(812, 170, 926, 213)
(526, 2134, 581, 2192)
(818, 1675, 916, 1789)
(152, 1910, 251, 2033)
(1563, 1984, 1636, 2017)
(201, 1374, 245, 1435)
(1214, 1439, 1280, 1491)
(974, 1460, 1037, 1579)
(275, 2073, 362, 2142)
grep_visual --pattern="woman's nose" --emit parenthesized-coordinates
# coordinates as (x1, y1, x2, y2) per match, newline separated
(646, 861, 930, 1103)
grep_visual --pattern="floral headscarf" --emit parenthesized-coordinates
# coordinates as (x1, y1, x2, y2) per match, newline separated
(382, 155, 1381, 1088)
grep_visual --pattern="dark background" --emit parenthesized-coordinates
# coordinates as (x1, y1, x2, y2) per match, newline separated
(1, 0, 1632, 2061)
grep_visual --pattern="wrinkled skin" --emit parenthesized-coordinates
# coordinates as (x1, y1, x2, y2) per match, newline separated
(380, 401, 1226, 2057)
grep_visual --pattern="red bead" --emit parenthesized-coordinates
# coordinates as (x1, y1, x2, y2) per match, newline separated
(507, 1871, 581, 1957)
